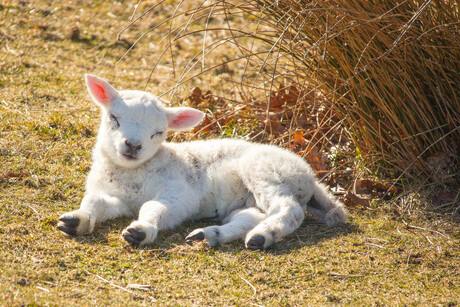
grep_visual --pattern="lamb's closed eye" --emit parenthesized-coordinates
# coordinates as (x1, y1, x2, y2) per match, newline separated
(150, 131, 163, 139)
(109, 113, 120, 128)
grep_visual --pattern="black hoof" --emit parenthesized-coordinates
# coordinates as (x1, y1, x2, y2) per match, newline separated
(59, 217, 80, 228)
(246, 235, 265, 250)
(123, 228, 146, 246)
(57, 225, 77, 236)
(185, 231, 205, 242)
(124, 235, 140, 246)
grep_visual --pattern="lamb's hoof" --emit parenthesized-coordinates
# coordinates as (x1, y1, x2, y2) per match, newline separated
(57, 217, 80, 235)
(246, 235, 265, 250)
(57, 225, 77, 236)
(59, 216, 80, 227)
(185, 230, 205, 242)
(122, 228, 146, 247)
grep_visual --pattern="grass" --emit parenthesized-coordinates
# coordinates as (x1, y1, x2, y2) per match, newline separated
(0, 1, 459, 305)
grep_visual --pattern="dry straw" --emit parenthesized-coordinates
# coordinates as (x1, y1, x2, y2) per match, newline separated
(254, 0, 460, 186)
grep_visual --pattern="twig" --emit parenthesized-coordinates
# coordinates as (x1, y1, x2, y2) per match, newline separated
(401, 220, 449, 238)
(94, 274, 134, 294)
(389, 124, 448, 146)
(365, 242, 385, 249)
(408, 225, 448, 238)
(202, 2, 218, 70)
(117, 0, 167, 41)
(425, 236, 433, 245)
(19, 200, 42, 222)
(361, 0, 432, 71)
(240, 276, 257, 298)
(36, 286, 50, 292)
(129, 0, 143, 21)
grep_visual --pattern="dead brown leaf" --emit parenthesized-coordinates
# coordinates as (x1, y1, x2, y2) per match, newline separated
(304, 145, 330, 177)
(267, 83, 301, 111)
(358, 179, 398, 195)
(343, 191, 371, 208)
(188, 87, 203, 106)
(193, 114, 216, 133)
(428, 191, 459, 208)
(4, 172, 29, 179)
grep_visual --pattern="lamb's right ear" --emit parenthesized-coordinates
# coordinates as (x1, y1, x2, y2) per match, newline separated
(165, 107, 204, 131)
(85, 74, 119, 108)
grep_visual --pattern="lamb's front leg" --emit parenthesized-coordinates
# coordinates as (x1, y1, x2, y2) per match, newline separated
(58, 194, 132, 236)
(122, 199, 198, 247)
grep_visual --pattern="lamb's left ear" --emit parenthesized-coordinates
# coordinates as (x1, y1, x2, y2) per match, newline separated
(165, 107, 204, 131)
(85, 74, 120, 108)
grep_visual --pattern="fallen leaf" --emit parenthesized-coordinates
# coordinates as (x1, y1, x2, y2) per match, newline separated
(193, 114, 215, 133)
(304, 146, 329, 175)
(283, 85, 300, 105)
(259, 117, 285, 136)
(343, 191, 370, 208)
(188, 87, 203, 106)
(4, 172, 29, 179)
(293, 131, 305, 144)
(268, 94, 283, 110)
(358, 179, 398, 195)
(428, 191, 458, 208)
(203, 90, 212, 101)
(426, 152, 452, 178)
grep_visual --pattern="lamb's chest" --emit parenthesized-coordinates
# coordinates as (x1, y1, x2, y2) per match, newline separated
(99, 167, 156, 206)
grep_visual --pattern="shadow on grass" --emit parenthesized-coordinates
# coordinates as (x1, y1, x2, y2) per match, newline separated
(265, 217, 361, 256)
(59, 215, 360, 256)
(58, 217, 132, 246)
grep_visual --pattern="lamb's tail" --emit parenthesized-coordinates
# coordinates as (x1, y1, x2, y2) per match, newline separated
(307, 181, 348, 227)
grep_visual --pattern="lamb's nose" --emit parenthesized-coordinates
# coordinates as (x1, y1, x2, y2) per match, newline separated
(125, 139, 142, 151)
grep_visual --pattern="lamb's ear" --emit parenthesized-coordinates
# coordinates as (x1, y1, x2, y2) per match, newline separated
(165, 107, 204, 131)
(85, 74, 119, 108)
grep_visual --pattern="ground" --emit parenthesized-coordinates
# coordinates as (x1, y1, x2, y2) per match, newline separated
(0, 1, 459, 305)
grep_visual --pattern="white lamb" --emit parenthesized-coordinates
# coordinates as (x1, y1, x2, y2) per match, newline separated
(57, 75, 348, 250)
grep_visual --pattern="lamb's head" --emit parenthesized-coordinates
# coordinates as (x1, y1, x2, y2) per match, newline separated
(85, 74, 204, 168)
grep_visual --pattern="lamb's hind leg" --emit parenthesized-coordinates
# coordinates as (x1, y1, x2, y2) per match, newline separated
(245, 195, 305, 250)
(186, 207, 266, 247)
(307, 181, 348, 227)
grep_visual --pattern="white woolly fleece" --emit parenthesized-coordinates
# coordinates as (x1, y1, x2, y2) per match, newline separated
(57, 75, 347, 250)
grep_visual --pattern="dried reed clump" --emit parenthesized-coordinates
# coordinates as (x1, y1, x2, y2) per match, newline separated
(121, 0, 459, 187)
(249, 0, 460, 186)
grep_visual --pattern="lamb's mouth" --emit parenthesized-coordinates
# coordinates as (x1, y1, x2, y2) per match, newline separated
(120, 152, 138, 161)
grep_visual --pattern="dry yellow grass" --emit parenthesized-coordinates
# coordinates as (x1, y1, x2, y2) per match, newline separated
(0, 1, 459, 305)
